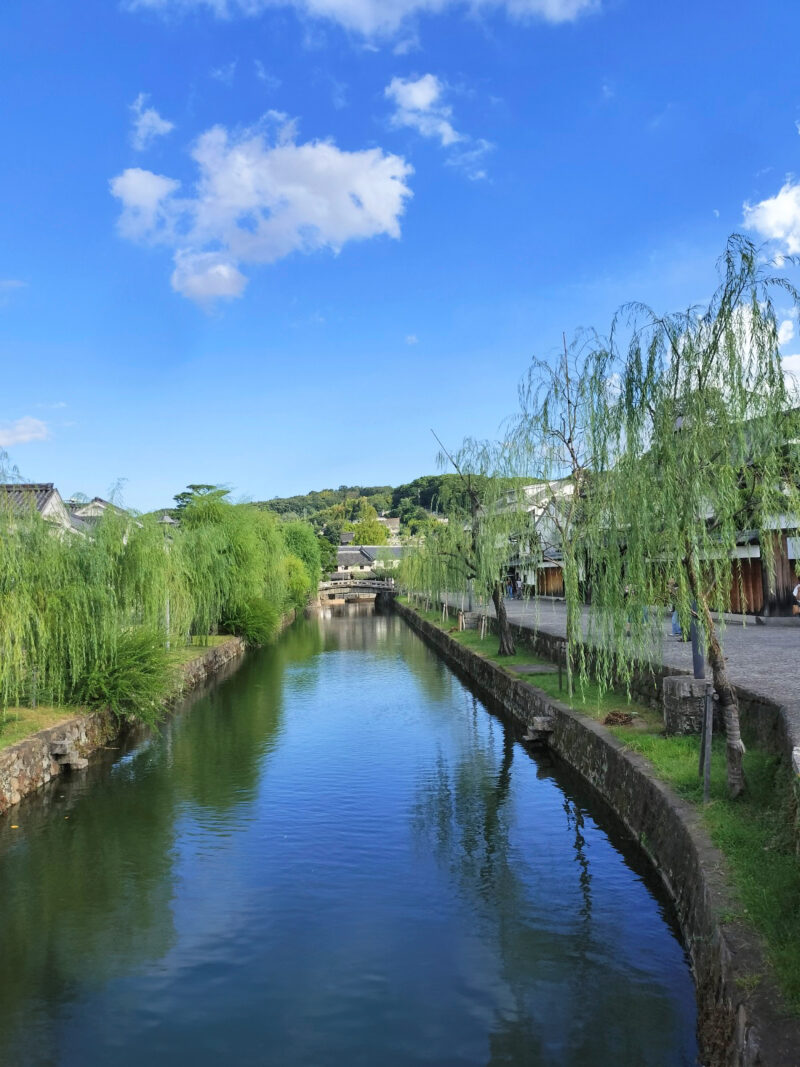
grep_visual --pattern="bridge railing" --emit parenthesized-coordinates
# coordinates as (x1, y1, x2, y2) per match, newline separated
(318, 579, 395, 591)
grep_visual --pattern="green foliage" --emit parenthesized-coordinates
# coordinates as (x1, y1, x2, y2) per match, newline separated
(390, 473, 490, 515)
(173, 484, 231, 512)
(0, 494, 320, 721)
(256, 484, 392, 519)
(74, 628, 172, 727)
(317, 534, 338, 576)
(346, 518, 388, 544)
(401, 439, 521, 654)
(282, 552, 313, 609)
(283, 520, 322, 587)
(256, 477, 481, 537)
(224, 597, 281, 647)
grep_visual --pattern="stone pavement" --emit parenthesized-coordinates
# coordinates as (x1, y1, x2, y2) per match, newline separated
(441, 594, 800, 766)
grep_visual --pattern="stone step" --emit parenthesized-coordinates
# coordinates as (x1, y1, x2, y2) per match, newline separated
(522, 716, 554, 742)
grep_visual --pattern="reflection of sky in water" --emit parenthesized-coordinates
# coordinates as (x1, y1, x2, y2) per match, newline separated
(0, 608, 696, 1066)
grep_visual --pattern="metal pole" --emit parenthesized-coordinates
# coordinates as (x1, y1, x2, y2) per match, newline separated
(689, 599, 705, 680)
(702, 684, 713, 803)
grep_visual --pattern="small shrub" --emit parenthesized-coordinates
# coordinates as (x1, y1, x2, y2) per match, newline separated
(74, 629, 173, 727)
(225, 597, 280, 646)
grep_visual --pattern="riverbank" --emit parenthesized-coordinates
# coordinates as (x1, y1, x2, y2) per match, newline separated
(394, 598, 800, 1066)
(0, 635, 247, 815)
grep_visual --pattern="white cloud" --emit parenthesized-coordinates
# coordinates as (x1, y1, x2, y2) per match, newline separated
(110, 112, 413, 306)
(782, 354, 800, 389)
(743, 180, 800, 254)
(126, 0, 599, 37)
(393, 34, 420, 55)
(109, 167, 181, 240)
(446, 136, 493, 180)
(405, 333, 419, 344)
(171, 251, 248, 303)
(130, 93, 175, 151)
(779, 318, 795, 346)
(211, 59, 238, 85)
(386, 73, 460, 146)
(254, 60, 281, 89)
(0, 417, 48, 447)
(385, 73, 492, 177)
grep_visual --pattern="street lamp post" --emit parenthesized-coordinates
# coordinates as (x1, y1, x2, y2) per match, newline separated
(159, 513, 178, 651)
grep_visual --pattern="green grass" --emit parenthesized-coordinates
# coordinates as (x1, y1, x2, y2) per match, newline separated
(0, 706, 83, 752)
(0, 636, 239, 750)
(402, 596, 800, 1012)
(166, 634, 235, 668)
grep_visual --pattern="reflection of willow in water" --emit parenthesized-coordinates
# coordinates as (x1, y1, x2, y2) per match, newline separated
(0, 620, 322, 1065)
(314, 604, 456, 706)
(168, 620, 323, 814)
(413, 703, 549, 1063)
(0, 763, 178, 1065)
(412, 698, 688, 1067)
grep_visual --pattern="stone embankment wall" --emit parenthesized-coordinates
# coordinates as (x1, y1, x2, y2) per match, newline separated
(0, 636, 247, 816)
(475, 612, 800, 852)
(394, 599, 800, 1067)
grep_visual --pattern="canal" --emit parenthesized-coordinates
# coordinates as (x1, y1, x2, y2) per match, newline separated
(0, 606, 697, 1066)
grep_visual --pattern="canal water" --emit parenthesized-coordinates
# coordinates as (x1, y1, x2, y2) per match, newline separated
(0, 607, 697, 1066)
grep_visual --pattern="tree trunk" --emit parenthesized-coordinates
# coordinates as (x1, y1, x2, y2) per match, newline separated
(701, 599, 746, 798)
(686, 556, 746, 797)
(565, 600, 575, 697)
(492, 583, 516, 656)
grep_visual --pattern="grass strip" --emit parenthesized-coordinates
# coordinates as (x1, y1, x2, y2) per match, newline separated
(0, 635, 239, 752)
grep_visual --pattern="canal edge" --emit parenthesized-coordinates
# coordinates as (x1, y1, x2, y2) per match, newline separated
(0, 636, 249, 816)
(393, 598, 800, 1067)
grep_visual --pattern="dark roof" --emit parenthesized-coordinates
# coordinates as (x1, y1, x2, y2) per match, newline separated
(359, 545, 406, 560)
(339, 530, 355, 544)
(337, 545, 407, 567)
(0, 483, 58, 515)
(67, 514, 91, 533)
(337, 547, 374, 567)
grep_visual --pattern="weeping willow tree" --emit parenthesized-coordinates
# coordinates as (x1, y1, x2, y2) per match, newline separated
(584, 235, 800, 797)
(0, 487, 318, 720)
(510, 333, 605, 694)
(0, 513, 119, 708)
(401, 435, 523, 656)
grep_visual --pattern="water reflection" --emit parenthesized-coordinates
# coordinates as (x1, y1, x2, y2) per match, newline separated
(0, 606, 696, 1066)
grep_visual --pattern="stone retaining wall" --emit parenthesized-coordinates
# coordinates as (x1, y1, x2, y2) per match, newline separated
(0, 636, 247, 816)
(395, 599, 800, 1067)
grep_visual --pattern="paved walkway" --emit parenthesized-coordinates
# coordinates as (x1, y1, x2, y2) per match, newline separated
(441, 594, 800, 758)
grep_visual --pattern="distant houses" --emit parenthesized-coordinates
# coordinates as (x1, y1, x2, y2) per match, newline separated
(502, 479, 800, 617)
(376, 516, 401, 543)
(335, 545, 406, 578)
(0, 484, 129, 536)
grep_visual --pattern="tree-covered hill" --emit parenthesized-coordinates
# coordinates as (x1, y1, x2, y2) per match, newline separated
(255, 474, 490, 528)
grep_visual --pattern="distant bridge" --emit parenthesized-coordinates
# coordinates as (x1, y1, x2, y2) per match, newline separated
(318, 579, 396, 601)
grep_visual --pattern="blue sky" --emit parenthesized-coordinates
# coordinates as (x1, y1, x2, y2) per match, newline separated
(3, 0, 800, 510)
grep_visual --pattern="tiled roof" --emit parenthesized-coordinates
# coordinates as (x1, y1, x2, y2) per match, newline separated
(361, 545, 406, 559)
(337, 547, 374, 567)
(337, 545, 407, 567)
(0, 483, 57, 515)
